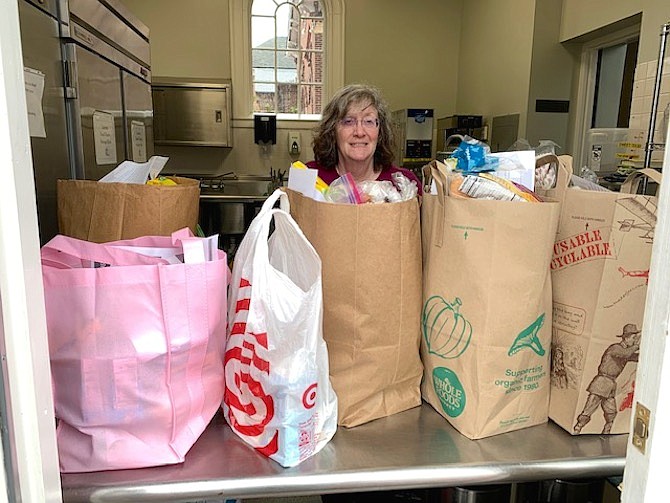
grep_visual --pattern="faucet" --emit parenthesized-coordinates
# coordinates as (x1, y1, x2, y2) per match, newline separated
(215, 171, 237, 180)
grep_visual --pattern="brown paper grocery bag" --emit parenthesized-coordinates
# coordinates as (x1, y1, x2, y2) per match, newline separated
(287, 188, 423, 427)
(540, 156, 660, 435)
(420, 160, 560, 439)
(57, 176, 200, 243)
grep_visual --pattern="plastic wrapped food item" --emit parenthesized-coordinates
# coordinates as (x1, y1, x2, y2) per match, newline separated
(571, 174, 611, 192)
(392, 172, 419, 200)
(450, 136, 499, 173)
(535, 160, 557, 190)
(326, 173, 418, 204)
(579, 165, 599, 183)
(358, 173, 418, 203)
(455, 173, 541, 202)
(535, 139, 561, 156)
(358, 180, 402, 203)
(324, 172, 365, 204)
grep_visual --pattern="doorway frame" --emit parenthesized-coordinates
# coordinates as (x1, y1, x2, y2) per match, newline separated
(572, 24, 640, 171)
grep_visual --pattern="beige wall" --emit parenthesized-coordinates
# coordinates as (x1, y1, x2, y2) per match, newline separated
(456, 0, 535, 139)
(343, 0, 462, 119)
(560, 0, 670, 62)
(123, 0, 462, 175)
(560, 0, 641, 43)
(525, 0, 576, 150)
(123, 0, 670, 174)
(638, 0, 670, 60)
(124, 0, 232, 79)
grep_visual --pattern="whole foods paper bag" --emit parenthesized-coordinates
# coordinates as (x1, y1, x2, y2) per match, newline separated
(420, 160, 560, 439)
(540, 156, 660, 435)
(287, 188, 423, 427)
(57, 176, 200, 243)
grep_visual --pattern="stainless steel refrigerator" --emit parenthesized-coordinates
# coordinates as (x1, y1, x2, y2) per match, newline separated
(19, 0, 73, 244)
(19, 0, 153, 243)
(61, 0, 154, 181)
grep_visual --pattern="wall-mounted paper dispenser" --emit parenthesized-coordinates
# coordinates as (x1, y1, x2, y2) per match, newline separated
(254, 113, 277, 144)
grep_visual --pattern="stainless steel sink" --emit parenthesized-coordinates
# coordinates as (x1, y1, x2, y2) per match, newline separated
(198, 174, 274, 240)
(199, 174, 274, 200)
(218, 176, 272, 196)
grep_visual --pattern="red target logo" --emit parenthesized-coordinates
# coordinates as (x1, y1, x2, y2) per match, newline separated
(302, 383, 318, 409)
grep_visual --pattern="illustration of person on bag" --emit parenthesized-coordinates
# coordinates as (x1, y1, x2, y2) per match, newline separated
(551, 347, 569, 389)
(573, 323, 641, 434)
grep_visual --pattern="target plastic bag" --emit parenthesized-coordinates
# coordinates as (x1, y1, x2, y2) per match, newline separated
(222, 189, 337, 467)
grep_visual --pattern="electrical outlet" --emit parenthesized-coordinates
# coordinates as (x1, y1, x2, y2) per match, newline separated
(288, 131, 301, 155)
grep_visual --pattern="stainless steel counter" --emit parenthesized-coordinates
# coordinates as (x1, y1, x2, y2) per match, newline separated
(60, 403, 627, 503)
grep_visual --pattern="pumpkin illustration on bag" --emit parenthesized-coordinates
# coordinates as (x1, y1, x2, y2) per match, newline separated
(422, 295, 473, 359)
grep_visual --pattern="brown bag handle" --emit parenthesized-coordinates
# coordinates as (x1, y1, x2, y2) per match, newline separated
(620, 168, 662, 195)
(425, 160, 451, 247)
(536, 154, 572, 204)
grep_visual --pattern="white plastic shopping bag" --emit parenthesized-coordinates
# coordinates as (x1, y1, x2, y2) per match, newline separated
(222, 189, 337, 467)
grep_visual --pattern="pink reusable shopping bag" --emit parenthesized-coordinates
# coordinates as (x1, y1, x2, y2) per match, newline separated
(41, 230, 227, 472)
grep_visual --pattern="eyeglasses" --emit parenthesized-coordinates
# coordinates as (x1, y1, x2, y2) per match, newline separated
(339, 117, 379, 129)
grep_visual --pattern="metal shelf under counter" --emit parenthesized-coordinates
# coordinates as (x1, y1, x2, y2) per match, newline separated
(60, 403, 627, 503)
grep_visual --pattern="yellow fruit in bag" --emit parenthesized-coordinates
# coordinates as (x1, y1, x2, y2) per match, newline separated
(147, 176, 178, 186)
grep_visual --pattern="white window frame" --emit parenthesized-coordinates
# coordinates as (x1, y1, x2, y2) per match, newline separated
(229, 0, 344, 121)
(0, 0, 62, 500)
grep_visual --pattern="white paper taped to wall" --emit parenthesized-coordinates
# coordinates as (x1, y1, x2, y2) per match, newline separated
(131, 120, 147, 162)
(93, 110, 118, 166)
(24, 67, 46, 138)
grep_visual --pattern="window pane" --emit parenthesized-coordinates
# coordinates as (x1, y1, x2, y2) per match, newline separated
(251, 49, 275, 74)
(253, 65, 275, 83)
(304, 18, 323, 49)
(251, 0, 277, 16)
(251, 17, 276, 48)
(254, 84, 276, 113)
(300, 84, 322, 114)
(299, 0, 323, 17)
(277, 83, 298, 113)
(279, 51, 299, 83)
(250, 0, 326, 117)
(299, 51, 321, 83)
(276, 4, 298, 49)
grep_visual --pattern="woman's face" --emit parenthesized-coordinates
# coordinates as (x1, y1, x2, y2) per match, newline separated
(335, 101, 379, 167)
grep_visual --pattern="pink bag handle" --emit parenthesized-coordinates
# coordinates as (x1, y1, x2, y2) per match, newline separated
(104, 229, 214, 265)
(107, 228, 195, 248)
(42, 235, 169, 267)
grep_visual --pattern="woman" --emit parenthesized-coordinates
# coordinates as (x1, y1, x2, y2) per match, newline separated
(307, 83, 422, 195)
(312, 85, 424, 503)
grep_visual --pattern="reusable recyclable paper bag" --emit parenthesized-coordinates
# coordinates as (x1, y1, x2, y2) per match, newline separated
(420, 160, 560, 439)
(540, 155, 660, 435)
(57, 176, 200, 243)
(287, 188, 423, 427)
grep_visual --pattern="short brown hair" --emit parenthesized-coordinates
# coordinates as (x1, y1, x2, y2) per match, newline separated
(312, 84, 396, 171)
